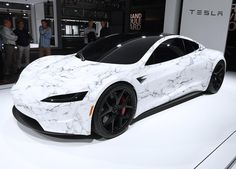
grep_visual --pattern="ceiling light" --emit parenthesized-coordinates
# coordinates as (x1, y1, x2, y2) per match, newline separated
(6, 3, 9, 6)
(26, 5, 29, 8)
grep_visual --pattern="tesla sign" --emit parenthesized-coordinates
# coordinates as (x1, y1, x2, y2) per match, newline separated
(130, 13, 143, 31)
(180, 0, 232, 53)
(188, 9, 224, 17)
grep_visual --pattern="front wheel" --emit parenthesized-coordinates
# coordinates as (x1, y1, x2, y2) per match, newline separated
(92, 83, 137, 139)
(206, 60, 225, 94)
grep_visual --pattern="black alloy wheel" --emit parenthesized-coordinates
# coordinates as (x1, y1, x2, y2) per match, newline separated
(92, 83, 137, 139)
(206, 60, 225, 94)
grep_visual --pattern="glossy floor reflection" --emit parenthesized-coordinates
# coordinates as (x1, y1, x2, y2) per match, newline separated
(0, 72, 236, 169)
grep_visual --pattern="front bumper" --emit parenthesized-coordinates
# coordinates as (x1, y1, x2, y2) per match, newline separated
(12, 106, 93, 136)
(13, 106, 43, 132)
(13, 106, 66, 136)
(12, 94, 93, 135)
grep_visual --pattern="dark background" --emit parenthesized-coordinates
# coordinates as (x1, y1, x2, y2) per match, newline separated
(1, 0, 236, 85)
(226, 0, 236, 71)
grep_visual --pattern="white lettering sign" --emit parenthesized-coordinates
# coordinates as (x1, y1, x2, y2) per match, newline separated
(130, 13, 142, 31)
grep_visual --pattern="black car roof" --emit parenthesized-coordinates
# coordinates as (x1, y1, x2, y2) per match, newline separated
(103, 32, 174, 40)
(79, 33, 176, 63)
(99, 33, 173, 48)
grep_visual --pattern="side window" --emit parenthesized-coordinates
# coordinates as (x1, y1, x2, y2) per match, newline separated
(183, 39, 199, 54)
(146, 38, 185, 65)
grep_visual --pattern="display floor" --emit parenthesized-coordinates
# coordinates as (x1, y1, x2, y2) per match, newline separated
(0, 72, 236, 169)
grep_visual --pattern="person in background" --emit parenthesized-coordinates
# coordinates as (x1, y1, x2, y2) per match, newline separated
(39, 19, 52, 57)
(84, 20, 96, 44)
(100, 20, 110, 38)
(0, 19, 18, 75)
(14, 20, 31, 71)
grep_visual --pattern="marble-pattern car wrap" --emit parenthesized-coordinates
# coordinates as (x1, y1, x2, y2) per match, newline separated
(11, 35, 225, 135)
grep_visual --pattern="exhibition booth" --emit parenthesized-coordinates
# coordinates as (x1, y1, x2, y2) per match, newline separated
(0, 0, 235, 169)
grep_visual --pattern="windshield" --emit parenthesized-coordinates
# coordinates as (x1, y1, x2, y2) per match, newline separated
(76, 34, 159, 64)
(78, 33, 143, 62)
(100, 37, 159, 64)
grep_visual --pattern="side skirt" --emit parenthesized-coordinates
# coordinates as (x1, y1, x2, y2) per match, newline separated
(131, 91, 203, 124)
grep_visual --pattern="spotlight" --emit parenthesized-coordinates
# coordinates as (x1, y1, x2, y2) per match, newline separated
(9, 12, 12, 15)
(23, 13, 26, 16)
(26, 5, 29, 8)
(6, 3, 9, 6)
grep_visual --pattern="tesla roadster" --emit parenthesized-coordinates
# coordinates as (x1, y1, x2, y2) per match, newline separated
(12, 33, 226, 138)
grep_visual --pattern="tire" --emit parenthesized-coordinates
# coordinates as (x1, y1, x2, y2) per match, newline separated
(92, 83, 137, 139)
(206, 60, 225, 94)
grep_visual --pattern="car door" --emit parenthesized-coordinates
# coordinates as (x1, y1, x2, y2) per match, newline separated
(136, 38, 193, 113)
(180, 39, 209, 92)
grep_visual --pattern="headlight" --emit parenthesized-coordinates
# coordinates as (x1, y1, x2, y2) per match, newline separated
(41, 91, 88, 103)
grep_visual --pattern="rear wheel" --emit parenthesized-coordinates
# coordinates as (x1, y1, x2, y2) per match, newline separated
(206, 60, 225, 94)
(92, 83, 137, 139)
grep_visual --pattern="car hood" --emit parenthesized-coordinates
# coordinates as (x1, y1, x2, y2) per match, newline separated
(12, 54, 129, 101)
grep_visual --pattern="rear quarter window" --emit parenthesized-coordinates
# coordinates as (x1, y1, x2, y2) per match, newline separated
(183, 39, 199, 54)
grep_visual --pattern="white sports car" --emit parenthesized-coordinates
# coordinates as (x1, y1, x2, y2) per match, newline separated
(12, 33, 226, 138)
